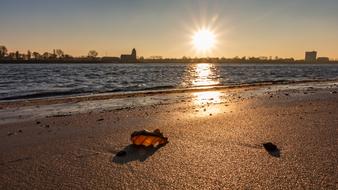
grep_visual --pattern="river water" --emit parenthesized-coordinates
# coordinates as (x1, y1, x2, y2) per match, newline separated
(1, 63, 338, 100)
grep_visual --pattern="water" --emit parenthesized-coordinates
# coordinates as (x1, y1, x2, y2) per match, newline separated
(1, 63, 338, 100)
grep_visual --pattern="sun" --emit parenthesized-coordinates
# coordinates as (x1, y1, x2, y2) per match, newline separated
(192, 29, 216, 52)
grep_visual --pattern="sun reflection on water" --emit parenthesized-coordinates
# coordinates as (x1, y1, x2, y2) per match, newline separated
(192, 63, 219, 86)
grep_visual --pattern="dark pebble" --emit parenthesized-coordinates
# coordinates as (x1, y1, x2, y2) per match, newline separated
(331, 91, 337, 94)
(116, 151, 127, 157)
(263, 142, 278, 152)
(18, 130, 22, 133)
(45, 125, 50, 128)
(97, 118, 104, 121)
(36, 121, 41, 124)
(7, 132, 14, 136)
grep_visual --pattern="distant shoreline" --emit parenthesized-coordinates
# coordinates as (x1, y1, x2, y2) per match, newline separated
(1, 60, 338, 64)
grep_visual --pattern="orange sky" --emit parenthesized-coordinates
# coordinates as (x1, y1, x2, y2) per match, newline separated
(1, 0, 337, 59)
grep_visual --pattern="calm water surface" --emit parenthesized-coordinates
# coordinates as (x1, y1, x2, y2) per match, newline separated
(1, 63, 338, 100)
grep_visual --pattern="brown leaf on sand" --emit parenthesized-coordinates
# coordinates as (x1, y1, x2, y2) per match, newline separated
(131, 129, 168, 147)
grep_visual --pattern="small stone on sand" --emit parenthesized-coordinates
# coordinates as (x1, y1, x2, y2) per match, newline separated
(7, 132, 14, 136)
(263, 142, 278, 152)
(116, 151, 127, 157)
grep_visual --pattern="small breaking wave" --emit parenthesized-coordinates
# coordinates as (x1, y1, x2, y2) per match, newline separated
(1, 78, 337, 102)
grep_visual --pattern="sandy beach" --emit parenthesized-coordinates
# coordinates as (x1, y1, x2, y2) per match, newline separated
(0, 82, 337, 189)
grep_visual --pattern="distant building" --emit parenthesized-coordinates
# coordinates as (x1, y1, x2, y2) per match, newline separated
(317, 57, 330, 62)
(120, 48, 137, 63)
(305, 51, 317, 62)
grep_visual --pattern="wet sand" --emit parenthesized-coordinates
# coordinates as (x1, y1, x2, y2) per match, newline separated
(0, 82, 337, 189)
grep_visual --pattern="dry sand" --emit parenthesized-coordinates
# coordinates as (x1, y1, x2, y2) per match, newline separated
(0, 82, 337, 189)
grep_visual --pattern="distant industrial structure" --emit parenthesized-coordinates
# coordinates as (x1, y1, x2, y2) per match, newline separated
(317, 57, 330, 62)
(305, 51, 317, 62)
(120, 48, 137, 63)
(304, 51, 330, 62)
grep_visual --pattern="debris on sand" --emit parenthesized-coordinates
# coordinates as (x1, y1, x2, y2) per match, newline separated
(48, 114, 71, 118)
(331, 91, 337, 94)
(131, 129, 168, 147)
(263, 142, 278, 152)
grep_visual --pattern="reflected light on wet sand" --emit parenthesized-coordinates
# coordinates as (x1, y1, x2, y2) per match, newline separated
(193, 91, 224, 116)
(193, 91, 222, 105)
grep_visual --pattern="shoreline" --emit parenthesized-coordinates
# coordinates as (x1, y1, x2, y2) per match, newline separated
(1, 81, 337, 189)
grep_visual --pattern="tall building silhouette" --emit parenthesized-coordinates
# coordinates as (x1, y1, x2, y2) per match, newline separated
(120, 48, 137, 63)
(305, 51, 317, 62)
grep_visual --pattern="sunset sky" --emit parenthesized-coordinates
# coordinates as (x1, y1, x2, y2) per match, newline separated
(1, 0, 337, 59)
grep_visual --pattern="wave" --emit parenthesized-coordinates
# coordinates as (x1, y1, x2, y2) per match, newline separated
(0, 90, 90, 101)
(1, 78, 337, 102)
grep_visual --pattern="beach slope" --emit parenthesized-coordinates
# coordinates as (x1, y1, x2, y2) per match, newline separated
(0, 83, 337, 189)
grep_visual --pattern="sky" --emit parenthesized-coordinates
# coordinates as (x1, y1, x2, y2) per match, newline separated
(0, 0, 337, 59)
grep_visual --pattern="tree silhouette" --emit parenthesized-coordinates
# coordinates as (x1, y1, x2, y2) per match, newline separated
(32, 52, 40, 59)
(0, 46, 8, 58)
(27, 50, 32, 60)
(15, 51, 20, 60)
(55, 49, 64, 58)
(88, 50, 98, 58)
(43, 52, 53, 59)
